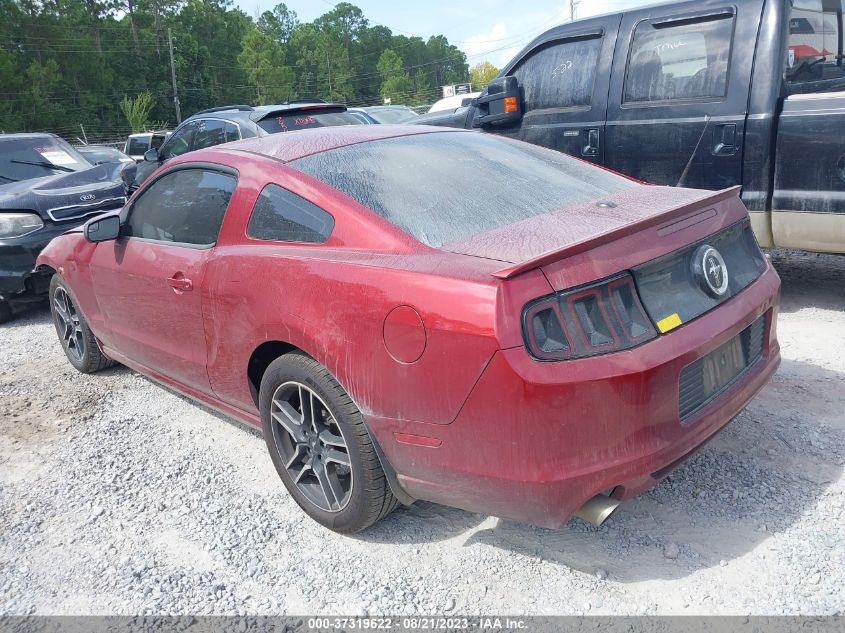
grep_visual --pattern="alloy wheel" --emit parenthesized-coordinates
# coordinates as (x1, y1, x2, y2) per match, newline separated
(53, 287, 85, 362)
(270, 381, 353, 513)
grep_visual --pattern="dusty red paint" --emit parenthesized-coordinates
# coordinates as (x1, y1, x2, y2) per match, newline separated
(37, 127, 781, 528)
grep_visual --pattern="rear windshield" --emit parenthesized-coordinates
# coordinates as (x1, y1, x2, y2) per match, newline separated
(126, 136, 151, 155)
(0, 137, 91, 183)
(258, 110, 363, 134)
(291, 131, 639, 247)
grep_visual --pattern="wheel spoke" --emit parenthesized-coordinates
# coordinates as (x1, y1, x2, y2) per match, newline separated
(319, 429, 346, 448)
(53, 297, 69, 323)
(272, 400, 306, 443)
(292, 460, 312, 484)
(314, 461, 342, 510)
(322, 447, 351, 468)
(284, 443, 308, 469)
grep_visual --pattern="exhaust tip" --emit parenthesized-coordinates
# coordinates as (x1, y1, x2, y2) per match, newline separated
(573, 494, 621, 527)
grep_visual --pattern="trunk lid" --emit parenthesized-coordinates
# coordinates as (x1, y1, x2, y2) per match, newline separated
(441, 185, 745, 286)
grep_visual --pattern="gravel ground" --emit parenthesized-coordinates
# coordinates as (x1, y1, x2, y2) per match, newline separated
(0, 249, 843, 616)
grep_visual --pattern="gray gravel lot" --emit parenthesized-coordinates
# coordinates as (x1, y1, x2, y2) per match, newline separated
(0, 249, 843, 616)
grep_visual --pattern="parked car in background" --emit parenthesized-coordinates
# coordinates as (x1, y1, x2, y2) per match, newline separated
(76, 145, 134, 165)
(124, 131, 170, 162)
(38, 126, 779, 533)
(349, 105, 420, 124)
(346, 108, 379, 124)
(427, 92, 481, 113)
(416, 0, 845, 254)
(0, 133, 135, 322)
(133, 102, 364, 188)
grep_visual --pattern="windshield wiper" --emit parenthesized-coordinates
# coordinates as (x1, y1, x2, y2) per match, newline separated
(9, 159, 75, 173)
(0, 174, 20, 182)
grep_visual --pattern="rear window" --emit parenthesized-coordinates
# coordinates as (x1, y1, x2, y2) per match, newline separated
(366, 108, 418, 124)
(291, 131, 638, 248)
(126, 136, 151, 155)
(257, 110, 363, 134)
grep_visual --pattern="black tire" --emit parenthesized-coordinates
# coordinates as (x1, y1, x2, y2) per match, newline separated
(260, 352, 399, 533)
(49, 275, 114, 374)
(0, 300, 11, 324)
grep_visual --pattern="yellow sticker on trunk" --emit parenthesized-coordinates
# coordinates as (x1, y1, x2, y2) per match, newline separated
(657, 313, 683, 333)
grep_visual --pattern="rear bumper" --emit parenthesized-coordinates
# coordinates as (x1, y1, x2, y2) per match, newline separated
(0, 224, 68, 301)
(370, 267, 781, 528)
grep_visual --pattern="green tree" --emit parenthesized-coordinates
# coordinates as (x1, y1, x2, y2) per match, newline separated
(238, 29, 295, 104)
(470, 61, 499, 90)
(120, 91, 165, 132)
(377, 49, 412, 104)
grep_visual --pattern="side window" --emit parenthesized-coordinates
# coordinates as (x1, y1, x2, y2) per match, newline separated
(246, 184, 334, 243)
(786, 0, 845, 86)
(224, 122, 241, 141)
(125, 169, 237, 247)
(193, 120, 228, 150)
(624, 15, 735, 103)
(161, 122, 197, 160)
(512, 36, 602, 111)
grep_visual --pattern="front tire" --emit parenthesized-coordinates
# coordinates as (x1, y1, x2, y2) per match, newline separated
(49, 275, 114, 374)
(260, 352, 399, 533)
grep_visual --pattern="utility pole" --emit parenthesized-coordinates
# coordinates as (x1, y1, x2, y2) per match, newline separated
(569, 0, 580, 22)
(325, 49, 333, 102)
(168, 28, 182, 124)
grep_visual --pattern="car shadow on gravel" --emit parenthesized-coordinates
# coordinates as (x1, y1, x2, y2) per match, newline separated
(361, 357, 843, 583)
(0, 301, 51, 328)
(769, 249, 845, 314)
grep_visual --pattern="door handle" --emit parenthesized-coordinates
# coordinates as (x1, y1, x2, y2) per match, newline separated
(713, 123, 737, 156)
(167, 275, 193, 292)
(582, 128, 600, 157)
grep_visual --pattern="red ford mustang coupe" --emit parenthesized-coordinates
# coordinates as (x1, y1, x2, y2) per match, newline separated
(37, 127, 780, 533)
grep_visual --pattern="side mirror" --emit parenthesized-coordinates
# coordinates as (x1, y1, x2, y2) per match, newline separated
(143, 148, 160, 162)
(84, 214, 121, 243)
(472, 76, 523, 128)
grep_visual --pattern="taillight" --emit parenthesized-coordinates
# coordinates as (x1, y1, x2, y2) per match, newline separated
(522, 273, 657, 361)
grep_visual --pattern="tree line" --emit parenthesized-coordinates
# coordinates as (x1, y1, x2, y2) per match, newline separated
(0, 0, 494, 143)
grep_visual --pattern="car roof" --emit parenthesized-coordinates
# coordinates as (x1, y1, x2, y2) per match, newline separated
(217, 125, 473, 164)
(0, 132, 59, 140)
(184, 102, 346, 124)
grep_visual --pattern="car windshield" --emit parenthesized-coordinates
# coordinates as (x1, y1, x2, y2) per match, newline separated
(291, 131, 639, 248)
(0, 137, 91, 183)
(366, 108, 418, 124)
(257, 110, 364, 134)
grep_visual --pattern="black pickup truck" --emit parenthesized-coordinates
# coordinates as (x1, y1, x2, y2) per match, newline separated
(418, 0, 845, 254)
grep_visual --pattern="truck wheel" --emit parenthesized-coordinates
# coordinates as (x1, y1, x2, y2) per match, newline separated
(49, 275, 114, 373)
(0, 300, 11, 324)
(259, 352, 399, 533)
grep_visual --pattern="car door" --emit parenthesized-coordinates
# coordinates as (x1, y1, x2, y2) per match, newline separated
(604, 1, 759, 190)
(89, 165, 238, 394)
(134, 121, 200, 187)
(492, 16, 620, 164)
(192, 118, 242, 151)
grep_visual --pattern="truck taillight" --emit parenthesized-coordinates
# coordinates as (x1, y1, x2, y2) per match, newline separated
(522, 273, 657, 361)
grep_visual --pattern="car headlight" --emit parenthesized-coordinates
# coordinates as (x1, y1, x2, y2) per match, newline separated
(0, 212, 44, 239)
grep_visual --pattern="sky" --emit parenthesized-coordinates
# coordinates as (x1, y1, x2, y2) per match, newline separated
(235, 0, 652, 68)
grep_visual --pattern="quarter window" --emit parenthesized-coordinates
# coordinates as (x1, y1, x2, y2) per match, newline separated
(193, 119, 241, 151)
(786, 0, 845, 86)
(125, 169, 237, 247)
(247, 184, 334, 243)
(624, 15, 735, 103)
(512, 35, 602, 110)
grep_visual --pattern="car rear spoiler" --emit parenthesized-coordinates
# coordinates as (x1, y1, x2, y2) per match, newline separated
(490, 186, 742, 279)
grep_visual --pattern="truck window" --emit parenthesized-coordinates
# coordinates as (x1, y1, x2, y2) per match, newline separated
(512, 35, 602, 111)
(786, 0, 845, 87)
(623, 15, 735, 103)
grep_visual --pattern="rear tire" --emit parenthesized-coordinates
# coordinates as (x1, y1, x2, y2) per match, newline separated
(49, 275, 114, 374)
(260, 352, 399, 533)
(0, 300, 11, 324)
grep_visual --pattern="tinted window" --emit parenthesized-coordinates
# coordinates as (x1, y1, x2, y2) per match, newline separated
(624, 15, 734, 103)
(126, 136, 151, 156)
(512, 36, 602, 110)
(366, 108, 419, 123)
(161, 122, 198, 160)
(247, 184, 334, 243)
(193, 119, 241, 150)
(257, 110, 363, 134)
(0, 137, 91, 183)
(125, 169, 237, 246)
(787, 0, 845, 86)
(291, 132, 638, 248)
